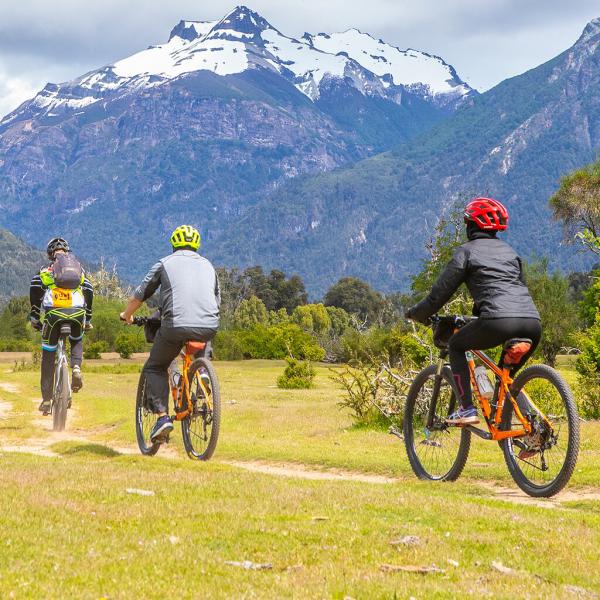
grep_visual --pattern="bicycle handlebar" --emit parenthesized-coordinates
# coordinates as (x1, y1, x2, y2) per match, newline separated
(428, 314, 476, 328)
(120, 315, 160, 327)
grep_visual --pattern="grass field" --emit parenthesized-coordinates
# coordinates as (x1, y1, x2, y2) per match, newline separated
(0, 358, 599, 599)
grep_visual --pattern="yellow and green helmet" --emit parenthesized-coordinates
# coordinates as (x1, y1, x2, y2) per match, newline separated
(170, 225, 201, 251)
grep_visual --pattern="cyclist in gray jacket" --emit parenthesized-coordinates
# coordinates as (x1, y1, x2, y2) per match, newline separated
(120, 225, 220, 442)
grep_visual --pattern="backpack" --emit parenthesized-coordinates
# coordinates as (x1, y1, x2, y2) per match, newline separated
(53, 253, 83, 289)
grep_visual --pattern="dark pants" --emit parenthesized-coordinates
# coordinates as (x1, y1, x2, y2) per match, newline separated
(41, 309, 85, 402)
(143, 326, 217, 414)
(448, 317, 542, 408)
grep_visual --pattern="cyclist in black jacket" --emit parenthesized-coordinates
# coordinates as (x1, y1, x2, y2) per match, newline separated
(405, 198, 541, 425)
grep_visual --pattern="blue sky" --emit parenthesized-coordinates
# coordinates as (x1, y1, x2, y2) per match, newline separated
(0, 0, 598, 118)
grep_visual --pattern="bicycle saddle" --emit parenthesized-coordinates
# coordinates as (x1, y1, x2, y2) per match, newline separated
(185, 341, 206, 355)
(503, 338, 532, 365)
(60, 323, 72, 337)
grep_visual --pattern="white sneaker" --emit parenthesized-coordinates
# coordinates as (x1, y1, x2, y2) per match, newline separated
(72, 366, 83, 393)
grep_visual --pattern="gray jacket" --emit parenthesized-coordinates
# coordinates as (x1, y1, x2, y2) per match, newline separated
(134, 250, 220, 329)
(408, 233, 540, 323)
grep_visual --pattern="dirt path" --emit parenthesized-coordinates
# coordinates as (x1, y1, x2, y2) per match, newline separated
(478, 482, 600, 507)
(2, 435, 598, 506)
(1, 376, 598, 506)
(222, 460, 398, 484)
(0, 382, 20, 394)
(0, 400, 12, 420)
(221, 460, 600, 508)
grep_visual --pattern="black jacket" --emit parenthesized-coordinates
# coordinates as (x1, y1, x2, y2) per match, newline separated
(407, 233, 540, 324)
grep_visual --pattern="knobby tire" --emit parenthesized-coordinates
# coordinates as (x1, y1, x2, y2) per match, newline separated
(182, 357, 221, 461)
(403, 364, 471, 481)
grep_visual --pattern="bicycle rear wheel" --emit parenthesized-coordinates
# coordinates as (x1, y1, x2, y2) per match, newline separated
(135, 374, 160, 456)
(52, 361, 69, 432)
(500, 364, 580, 497)
(403, 364, 471, 481)
(182, 358, 221, 461)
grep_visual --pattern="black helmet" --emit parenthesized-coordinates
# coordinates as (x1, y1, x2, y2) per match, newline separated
(46, 237, 70, 259)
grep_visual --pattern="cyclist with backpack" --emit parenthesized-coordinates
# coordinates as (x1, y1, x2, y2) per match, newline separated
(29, 238, 94, 414)
(405, 198, 541, 425)
(120, 225, 220, 443)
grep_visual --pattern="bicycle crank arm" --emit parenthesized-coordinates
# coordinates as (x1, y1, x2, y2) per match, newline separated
(465, 425, 492, 440)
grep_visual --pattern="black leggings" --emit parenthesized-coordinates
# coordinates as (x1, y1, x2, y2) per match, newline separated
(448, 317, 542, 408)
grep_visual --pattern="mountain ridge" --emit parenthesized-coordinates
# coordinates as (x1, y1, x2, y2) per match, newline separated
(0, 5, 473, 288)
(0, 5, 474, 127)
(1, 8, 598, 295)
(211, 15, 600, 293)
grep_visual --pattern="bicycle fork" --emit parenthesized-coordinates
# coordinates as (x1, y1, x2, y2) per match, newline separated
(426, 358, 447, 429)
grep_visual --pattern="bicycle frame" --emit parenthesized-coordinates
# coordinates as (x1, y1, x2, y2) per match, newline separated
(170, 348, 212, 422)
(465, 349, 533, 441)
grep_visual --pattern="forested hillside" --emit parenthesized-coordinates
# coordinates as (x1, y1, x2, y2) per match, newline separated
(215, 18, 600, 293)
(0, 230, 46, 305)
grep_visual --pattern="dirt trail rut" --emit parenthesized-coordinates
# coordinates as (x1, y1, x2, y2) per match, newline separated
(222, 460, 398, 484)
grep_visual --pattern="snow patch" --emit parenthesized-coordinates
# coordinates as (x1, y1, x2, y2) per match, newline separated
(69, 197, 97, 214)
(308, 29, 470, 96)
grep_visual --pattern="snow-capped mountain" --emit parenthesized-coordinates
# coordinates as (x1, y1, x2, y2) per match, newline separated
(2, 5, 473, 126)
(0, 5, 476, 286)
(306, 30, 470, 105)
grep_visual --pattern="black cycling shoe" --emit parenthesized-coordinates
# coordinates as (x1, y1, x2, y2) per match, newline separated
(150, 415, 174, 444)
(38, 399, 51, 415)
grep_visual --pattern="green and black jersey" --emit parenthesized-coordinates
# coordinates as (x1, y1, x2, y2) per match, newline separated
(30, 265, 94, 323)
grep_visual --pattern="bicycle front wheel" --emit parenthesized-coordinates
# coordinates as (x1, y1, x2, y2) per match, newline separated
(135, 374, 160, 456)
(52, 362, 69, 432)
(182, 358, 221, 461)
(500, 364, 580, 497)
(403, 364, 471, 481)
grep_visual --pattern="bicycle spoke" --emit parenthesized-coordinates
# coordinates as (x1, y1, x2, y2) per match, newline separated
(410, 373, 465, 479)
(504, 370, 577, 492)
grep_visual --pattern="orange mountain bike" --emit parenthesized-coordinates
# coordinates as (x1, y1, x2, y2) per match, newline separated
(131, 317, 221, 461)
(403, 315, 580, 497)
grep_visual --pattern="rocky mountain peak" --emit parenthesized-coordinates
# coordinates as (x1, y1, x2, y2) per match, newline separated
(168, 20, 216, 42)
(208, 5, 274, 40)
(577, 17, 600, 45)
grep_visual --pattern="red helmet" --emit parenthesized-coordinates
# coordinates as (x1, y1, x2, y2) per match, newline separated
(464, 197, 508, 231)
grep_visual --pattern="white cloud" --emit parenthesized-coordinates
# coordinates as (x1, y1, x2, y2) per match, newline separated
(0, 0, 598, 118)
(0, 70, 42, 118)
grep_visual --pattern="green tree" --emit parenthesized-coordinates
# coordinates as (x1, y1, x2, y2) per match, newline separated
(85, 297, 126, 349)
(292, 303, 331, 335)
(114, 330, 145, 359)
(233, 296, 268, 329)
(325, 306, 351, 336)
(217, 266, 308, 321)
(550, 159, 600, 255)
(268, 308, 289, 325)
(578, 271, 600, 328)
(86, 261, 130, 300)
(575, 313, 600, 419)
(0, 296, 31, 340)
(277, 357, 316, 389)
(237, 323, 325, 361)
(324, 277, 384, 322)
(525, 260, 579, 366)
(410, 202, 469, 311)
